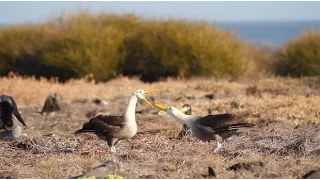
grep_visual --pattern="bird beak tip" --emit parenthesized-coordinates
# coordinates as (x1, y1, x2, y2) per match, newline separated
(144, 89, 160, 94)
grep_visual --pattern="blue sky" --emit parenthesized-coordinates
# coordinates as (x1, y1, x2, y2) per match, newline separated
(0, 1, 320, 24)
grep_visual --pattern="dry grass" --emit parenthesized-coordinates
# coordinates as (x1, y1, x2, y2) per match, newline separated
(0, 75, 319, 178)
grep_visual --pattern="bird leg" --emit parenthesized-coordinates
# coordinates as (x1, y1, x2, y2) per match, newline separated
(213, 135, 222, 153)
(213, 142, 222, 153)
(108, 146, 116, 153)
(176, 124, 193, 139)
(107, 139, 118, 153)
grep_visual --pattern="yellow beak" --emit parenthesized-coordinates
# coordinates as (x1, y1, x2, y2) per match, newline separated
(153, 103, 169, 111)
(142, 98, 154, 108)
(142, 89, 159, 108)
(144, 89, 160, 94)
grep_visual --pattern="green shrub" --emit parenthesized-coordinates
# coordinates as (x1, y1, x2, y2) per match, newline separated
(0, 11, 256, 82)
(118, 20, 249, 82)
(39, 12, 130, 81)
(0, 23, 61, 78)
(275, 31, 320, 77)
(0, 12, 138, 82)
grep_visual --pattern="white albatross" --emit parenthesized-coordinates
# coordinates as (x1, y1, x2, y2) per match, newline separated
(75, 89, 159, 152)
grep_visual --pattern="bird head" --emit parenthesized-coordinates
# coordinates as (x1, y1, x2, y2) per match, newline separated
(153, 103, 181, 117)
(154, 103, 194, 126)
(134, 89, 159, 108)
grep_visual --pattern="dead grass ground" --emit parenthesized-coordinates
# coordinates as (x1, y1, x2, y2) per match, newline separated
(0, 75, 319, 178)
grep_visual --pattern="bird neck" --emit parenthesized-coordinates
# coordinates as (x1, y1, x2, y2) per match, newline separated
(169, 108, 197, 127)
(123, 94, 138, 122)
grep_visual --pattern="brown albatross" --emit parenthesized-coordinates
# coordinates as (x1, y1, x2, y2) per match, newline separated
(154, 103, 255, 153)
(75, 89, 159, 152)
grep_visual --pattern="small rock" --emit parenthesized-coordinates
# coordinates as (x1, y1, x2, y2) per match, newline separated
(202, 166, 216, 178)
(92, 98, 108, 105)
(162, 162, 177, 171)
(302, 169, 320, 179)
(262, 172, 280, 178)
(310, 149, 320, 156)
(175, 95, 195, 101)
(230, 101, 240, 109)
(139, 174, 157, 179)
(208, 166, 216, 177)
(42, 93, 63, 113)
(204, 94, 215, 100)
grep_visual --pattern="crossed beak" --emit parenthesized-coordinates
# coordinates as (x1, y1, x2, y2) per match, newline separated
(153, 103, 169, 111)
(142, 89, 160, 108)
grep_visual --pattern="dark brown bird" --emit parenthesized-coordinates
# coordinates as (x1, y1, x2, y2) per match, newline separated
(0, 95, 27, 129)
(75, 89, 159, 152)
(154, 103, 254, 153)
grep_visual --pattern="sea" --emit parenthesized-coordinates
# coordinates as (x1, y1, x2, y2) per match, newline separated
(215, 21, 320, 48)
(1, 21, 320, 48)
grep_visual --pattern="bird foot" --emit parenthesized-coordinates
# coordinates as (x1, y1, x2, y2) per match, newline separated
(213, 142, 222, 153)
(108, 146, 116, 153)
(213, 148, 220, 153)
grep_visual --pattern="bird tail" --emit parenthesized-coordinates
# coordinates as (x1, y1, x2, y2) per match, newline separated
(74, 129, 94, 134)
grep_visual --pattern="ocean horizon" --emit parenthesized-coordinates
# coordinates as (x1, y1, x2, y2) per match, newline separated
(216, 20, 320, 47)
(1, 20, 320, 47)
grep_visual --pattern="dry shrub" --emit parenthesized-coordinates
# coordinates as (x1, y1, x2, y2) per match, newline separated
(0, 10, 264, 82)
(118, 19, 249, 82)
(275, 30, 320, 77)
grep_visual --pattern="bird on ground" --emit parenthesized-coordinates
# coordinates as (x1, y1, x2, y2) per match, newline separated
(154, 103, 255, 153)
(75, 89, 159, 153)
(0, 95, 27, 130)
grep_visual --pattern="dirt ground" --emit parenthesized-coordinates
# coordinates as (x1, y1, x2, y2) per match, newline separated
(0, 75, 319, 178)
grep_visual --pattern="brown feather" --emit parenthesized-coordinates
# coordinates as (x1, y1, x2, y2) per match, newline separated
(195, 114, 254, 140)
(197, 114, 239, 129)
(76, 115, 125, 138)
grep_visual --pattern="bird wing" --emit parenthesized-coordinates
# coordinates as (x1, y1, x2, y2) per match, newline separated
(93, 114, 126, 126)
(197, 114, 239, 130)
(83, 115, 126, 137)
(196, 114, 254, 136)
